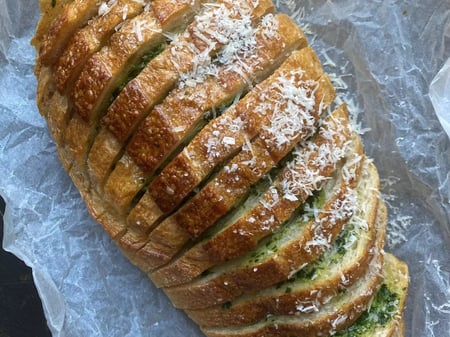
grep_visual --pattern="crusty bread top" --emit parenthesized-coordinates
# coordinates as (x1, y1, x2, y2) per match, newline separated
(202, 253, 408, 337)
(186, 177, 385, 329)
(150, 103, 353, 288)
(33, 1, 408, 336)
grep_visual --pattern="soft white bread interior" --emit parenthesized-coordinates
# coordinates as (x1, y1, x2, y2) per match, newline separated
(33, 1, 409, 336)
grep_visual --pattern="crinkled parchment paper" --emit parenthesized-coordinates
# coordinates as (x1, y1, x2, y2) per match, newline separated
(1, 0, 449, 336)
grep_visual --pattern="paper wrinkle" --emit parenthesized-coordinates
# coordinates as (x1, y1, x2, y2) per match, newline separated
(1, 0, 450, 336)
(430, 56, 450, 140)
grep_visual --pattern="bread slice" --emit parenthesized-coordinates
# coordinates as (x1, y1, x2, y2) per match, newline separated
(332, 254, 409, 337)
(102, 13, 307, 217)
(40, 1, 146, 160)
(33, 2, 409, 336)
(63, 6, 183, 170)
(37, 0, 101, 66)
(32, 0, 72, 53)
(186, 194, 386, 328)
(54, 0, 147, 93)
(124, 14, 305, 175)
(103, 0, 276, 143)
(150, 103, 352, 287)
(126, 52, 334, 271)
(201, 251, 385, 337)
(124, 47, 323, 245)
(149, 46, 330, 215)
(163, 138, 366, 310)
(34, 0, 103, 150)
(145, 73, 332, 248)
(87, 0, 276, 187)
(38, 1, 201, 189)
(202, 253, 408, 337)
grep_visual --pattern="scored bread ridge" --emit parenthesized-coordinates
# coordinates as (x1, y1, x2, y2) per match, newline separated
(130, 71, 333, 263)
(37, 0, 101, 67)
(125, 13, 304, 175)
(150, 103, 352, 288)
(125, 50, 333, 271)
(332, 254, 409, 337)
(186, 179, 385, 328)
(103, 0, 276, 143)
(202, 245, 385, 337)
(54, 0, 148, 93)
(163, 137, 366, 310)
(34, 0, 105, 148)
(42, 1, 147, 162)
(87, 0, 276, 188)
(70, 0, 202, 122)
(202, 253, 408, 337)
(149, 47, 329, 215)
(33, 2, 409, 336)
(36, 0, 200, 188)
(124, 47, 321, 243)
(32, 0, 72, 54)
(63, 1, 200, 173)
(102, 12, 307, 222)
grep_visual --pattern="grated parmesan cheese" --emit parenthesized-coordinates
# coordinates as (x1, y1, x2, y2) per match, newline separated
(279, 113, 351, 202)
(132, 19, 143, 42)
(178, 1, 258, 88)
(260, 70, 319, 149)
(98, 0, 118, 17)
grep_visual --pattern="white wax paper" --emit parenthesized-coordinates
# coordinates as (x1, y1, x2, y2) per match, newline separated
(1, 0, 449, 336)
(430, 56, 450, 139)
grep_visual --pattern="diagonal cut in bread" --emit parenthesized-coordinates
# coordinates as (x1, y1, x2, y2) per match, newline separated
(186, 187, 387, 328)
(163, 137, 366, 310)
(146, 46, 326, 216)
(130, 70, 334, 270)
(63, 3, 197, 171)
(54, 0, 148, 94)
(150, 103, 354, 287)
(202, 253, 408, 337)
(87, 0, 276, 188)
(33, 1, 409, 336)
(126, 49, 334, 271)
(101, 13, 308, 221)
(124, 46, 324, 244)
(37, 0, 101, 67)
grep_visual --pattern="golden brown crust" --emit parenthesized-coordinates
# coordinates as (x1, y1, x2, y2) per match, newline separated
(86, 128, 123, 187)
(54, 0, 146, 93)
(61, 1, 204, 188)
(150, 105, 352, 288)
(202, 254, 384, 337)
(33, 0, 72, 51)
(163, 141, 365, 310)
(162, 76, 334, 237)
(102, 66, 176, 143)
(70, 9, 162, 122)
(102, 13, 308, 246)
(151, 0, 203, 30)
(126, 13, 306, 175)
(149, 47, 327, 214)
(33, 2, 409, 335)
(103, 154, 146, 214)
(130, 48, 339, 272)
(38, 0, 100, 67)
(186, 196, 386, 328)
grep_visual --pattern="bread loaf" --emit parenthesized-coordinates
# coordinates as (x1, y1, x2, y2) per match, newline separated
(33, 1, 409, 336)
